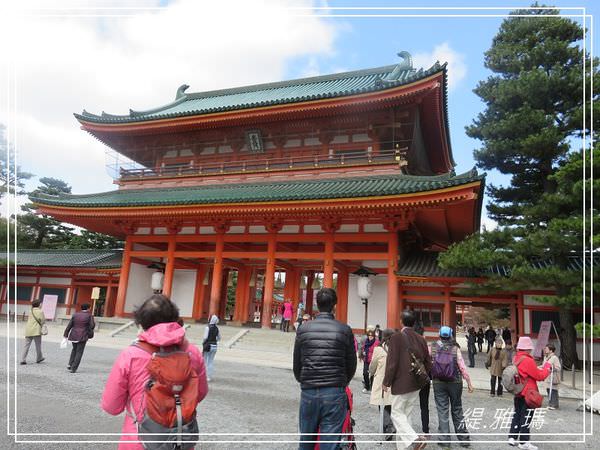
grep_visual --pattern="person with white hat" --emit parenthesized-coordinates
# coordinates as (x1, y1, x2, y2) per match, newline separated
(430, 325, 474, 449)
(508, 336, 552, 450)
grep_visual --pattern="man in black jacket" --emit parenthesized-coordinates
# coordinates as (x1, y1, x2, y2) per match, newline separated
(293, 288, 357, 450)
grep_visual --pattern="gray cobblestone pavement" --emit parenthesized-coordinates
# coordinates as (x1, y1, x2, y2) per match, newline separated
(1, 335, 598, 449)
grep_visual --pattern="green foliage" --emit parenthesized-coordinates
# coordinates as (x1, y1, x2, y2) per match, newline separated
(67, 230, 124, 250)
(440, 6, 598, 368)
(466, 6, 592, 225)
(575, 322, 600, 339)
(0, 124, 33, 198)
(18, 177, 75, 249)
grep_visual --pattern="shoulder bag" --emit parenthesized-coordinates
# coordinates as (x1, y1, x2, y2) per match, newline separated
(401, 329, 430, 389)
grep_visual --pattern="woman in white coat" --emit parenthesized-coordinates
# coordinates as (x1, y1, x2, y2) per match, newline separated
(369, 328, 396, 440)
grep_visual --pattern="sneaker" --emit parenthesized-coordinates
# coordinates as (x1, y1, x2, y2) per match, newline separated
(518, 443, 538, 450)
(508, 438, 517, 446)
(36, 358, 45, 364)
(19, 362, 26, 365)
(362, 388, 369, 394)
(547, 406, 556, 410)
(490, 393, 496, 397)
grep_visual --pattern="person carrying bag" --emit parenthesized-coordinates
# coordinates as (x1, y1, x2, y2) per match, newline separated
(21, 299, 46, 365)
(63, 303, 95, 373)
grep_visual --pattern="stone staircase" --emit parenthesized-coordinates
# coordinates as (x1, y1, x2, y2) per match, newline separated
(228, 328, 296, 354)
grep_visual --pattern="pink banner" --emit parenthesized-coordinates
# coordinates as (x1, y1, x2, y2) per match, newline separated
(41, 295, 58, 321)
(533, 320, 552, 358)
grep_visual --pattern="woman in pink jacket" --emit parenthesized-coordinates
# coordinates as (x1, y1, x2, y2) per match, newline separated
(101, 295, 208, 449)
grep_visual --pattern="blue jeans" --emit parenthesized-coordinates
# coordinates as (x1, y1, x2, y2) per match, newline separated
(299, 386, 347, 450)
(203, 345, 217, 379)
(433, 381, 469, 445)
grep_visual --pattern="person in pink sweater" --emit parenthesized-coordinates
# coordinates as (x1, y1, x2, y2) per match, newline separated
(508, 336, 551, 450)
(101, 295, 208, 449)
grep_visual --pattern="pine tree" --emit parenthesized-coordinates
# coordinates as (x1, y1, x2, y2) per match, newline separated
(439, 6, 598, 368)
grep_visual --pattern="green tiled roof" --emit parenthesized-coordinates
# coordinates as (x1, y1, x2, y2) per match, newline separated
(31, 170, 483, 209)
(396, 251, 597, 278)
(74, 60, 446, 124)
(3, 249, 123, 268)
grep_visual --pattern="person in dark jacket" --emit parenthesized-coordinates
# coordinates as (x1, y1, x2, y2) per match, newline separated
(63, 303, 95, 373)
(476, 328, 484, 353)
(466, 328, 477, 368)
(383, 310, 431, 450)
(484, 325, 496, 353)
(293, 288, 357, 450)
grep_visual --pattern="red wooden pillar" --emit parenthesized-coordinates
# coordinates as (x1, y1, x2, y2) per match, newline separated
(162, 236, 176, 298)
(209, 231, 226, 317)
(305, 271, 314, 315)
(323, 232, 335, 288)
(261, 225, 281, 329)
(336, 268, 349, 323)
(192, 266, 206, 320)
(386, 228, 400, 329)
(115, 237, 133, 317)
(510, 301, 517, 339)
(443, 285, 451, 326)
(103, 277, 114, 317)
(517, 293, 525, 337)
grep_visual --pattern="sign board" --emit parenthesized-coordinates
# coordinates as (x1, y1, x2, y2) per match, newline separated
(41, 295, 59, 321)
(533, 320, 553, 358)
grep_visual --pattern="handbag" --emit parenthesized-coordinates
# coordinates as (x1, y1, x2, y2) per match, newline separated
(202, 340, 211, 353)
(32, 309, 48, 336)
(402, 329, 430, 389)
(524, 387, 543, 409)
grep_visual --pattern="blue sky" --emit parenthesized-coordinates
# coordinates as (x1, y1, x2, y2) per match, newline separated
(1, 0, 596, 228)
(282, 0, 596, 227)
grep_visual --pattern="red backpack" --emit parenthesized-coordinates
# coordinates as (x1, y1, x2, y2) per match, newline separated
(129, 341, 201, 450)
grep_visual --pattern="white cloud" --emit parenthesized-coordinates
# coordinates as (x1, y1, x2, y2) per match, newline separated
(480, 216, 498, 232)
(0, 0, 340, 202)
(412, 42, 467, 90)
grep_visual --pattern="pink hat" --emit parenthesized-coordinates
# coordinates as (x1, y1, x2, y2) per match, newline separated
(516, 336, 534, 350)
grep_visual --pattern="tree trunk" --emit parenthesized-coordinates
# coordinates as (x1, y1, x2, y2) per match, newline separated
(558, 307, 579, 369)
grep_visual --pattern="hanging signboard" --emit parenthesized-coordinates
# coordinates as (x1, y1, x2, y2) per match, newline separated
(533, 320, 553, 358)
(41, 295, 59, 321)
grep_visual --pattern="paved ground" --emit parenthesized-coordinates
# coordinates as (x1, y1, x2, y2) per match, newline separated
(1, 333, 598, 449)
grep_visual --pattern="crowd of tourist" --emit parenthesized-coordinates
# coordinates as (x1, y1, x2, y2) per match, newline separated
(19, 289, 560, 450)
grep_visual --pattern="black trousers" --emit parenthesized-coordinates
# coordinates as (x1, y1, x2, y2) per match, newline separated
(419, 381, 431, 433)
(490, 375, 503, 395)
(68, 341, 87, 372)
(477, 342, 483, 352)
(468, 349, 475, 367)
(362, 361, 372, 390)
(509, 395, 531, 443)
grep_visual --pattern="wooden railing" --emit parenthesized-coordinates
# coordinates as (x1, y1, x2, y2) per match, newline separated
(119, 148, 407, 181)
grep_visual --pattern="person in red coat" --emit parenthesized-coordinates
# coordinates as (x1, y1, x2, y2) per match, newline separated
(508, 336, 551, 450)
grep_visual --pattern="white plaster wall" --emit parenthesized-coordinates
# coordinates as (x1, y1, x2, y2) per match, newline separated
(347, 274, 388, 329)
(281, 225, 300, 234)
(170, 269, 196, 317)
(13, 276, 37, 284)
(304, 225, 323, 233)
(339, 224, 359, 233)
(135, 227, 151, 235)
(125, 264, 155, 313)
(133, 243, 157, 251)
(249, 225, 267, 234)
(154, 227, 168, 235)
(180, 227, 196, 234)
(39, 277, 71, 285)
(364, 224, 385, 232)
(524, 310, 531, 334)
(228, 226, 245, 234)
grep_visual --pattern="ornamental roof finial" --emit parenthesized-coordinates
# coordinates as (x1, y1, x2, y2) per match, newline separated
(396, 51, 413, 70)
(176, 84, 190, 100)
